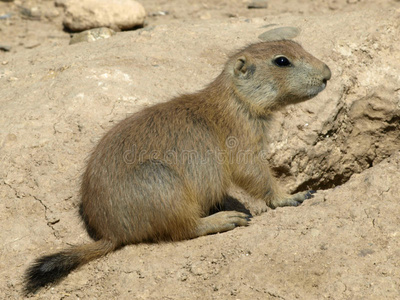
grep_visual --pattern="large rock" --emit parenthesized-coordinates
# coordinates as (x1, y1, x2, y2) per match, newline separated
(62, 0, 146, 32)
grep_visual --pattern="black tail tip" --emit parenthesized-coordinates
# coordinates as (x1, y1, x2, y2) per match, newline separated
(24, 259, 50, 295)
(24, 252, 80, 295)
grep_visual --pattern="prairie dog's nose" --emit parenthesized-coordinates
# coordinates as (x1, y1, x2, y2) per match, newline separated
(322, 64, 331, 83)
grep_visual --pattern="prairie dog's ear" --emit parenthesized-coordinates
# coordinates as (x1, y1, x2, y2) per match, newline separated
(234, 55, 254, 77)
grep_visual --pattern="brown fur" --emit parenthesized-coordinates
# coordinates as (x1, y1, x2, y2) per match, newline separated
(25, 40, 331, 294)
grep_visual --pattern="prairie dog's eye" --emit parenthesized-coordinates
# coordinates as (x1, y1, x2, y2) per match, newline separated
(274, 56, 291, 67)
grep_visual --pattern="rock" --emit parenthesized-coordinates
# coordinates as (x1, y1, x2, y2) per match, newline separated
(0, 44, 11, 51)
(20, 6, 42, 20)
(62, 0, 146, 32)
(149, 11, 169, 17)
(24, 42, 41, 49)
(248, 1, 268, 9)
(258, 26, 300, 41)
(0, 13, 12, 20)
(54, 0, 68, 7)
(18, 5, 59, 21)
(69, 27, 116, 45)
(44, 8, 60, 19)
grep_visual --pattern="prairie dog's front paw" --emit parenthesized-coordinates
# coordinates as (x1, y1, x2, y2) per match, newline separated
(270, 190, 316, 208)
(194, 211, 251, 237)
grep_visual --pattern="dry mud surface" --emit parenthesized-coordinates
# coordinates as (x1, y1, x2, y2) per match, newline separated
(1, 1, 400, 299)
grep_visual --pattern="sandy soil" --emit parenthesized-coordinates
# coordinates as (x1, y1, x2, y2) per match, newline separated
(1, 0, 400, 299)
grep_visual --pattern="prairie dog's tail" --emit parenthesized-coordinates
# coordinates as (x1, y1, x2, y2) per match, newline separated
(24, 239, 116, 294)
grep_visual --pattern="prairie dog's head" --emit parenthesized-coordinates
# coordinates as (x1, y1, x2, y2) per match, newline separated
(227, 40, 331, 114)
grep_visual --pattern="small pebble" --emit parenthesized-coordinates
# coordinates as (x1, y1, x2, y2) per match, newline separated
(24, 42, 41, 49)
(20, 6, 42, 20)
(248, 1, 268, 9)
(0, 45, 11, 51)
(258, 26, 300, 41)
(149, 11, 169, 17)
(0, 13, 12, 19)
(70, 27, 116, 45)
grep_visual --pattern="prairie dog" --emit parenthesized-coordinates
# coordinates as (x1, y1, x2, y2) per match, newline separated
(25, 40, 331, 293)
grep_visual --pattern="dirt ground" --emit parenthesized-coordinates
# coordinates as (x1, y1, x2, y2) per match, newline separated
(1, 0, 400, 299)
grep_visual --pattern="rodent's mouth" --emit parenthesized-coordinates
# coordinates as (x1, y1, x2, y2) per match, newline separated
(307, 82, 326, 98)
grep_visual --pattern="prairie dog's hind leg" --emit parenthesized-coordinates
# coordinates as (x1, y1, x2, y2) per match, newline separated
(192, 211, 251, 238)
